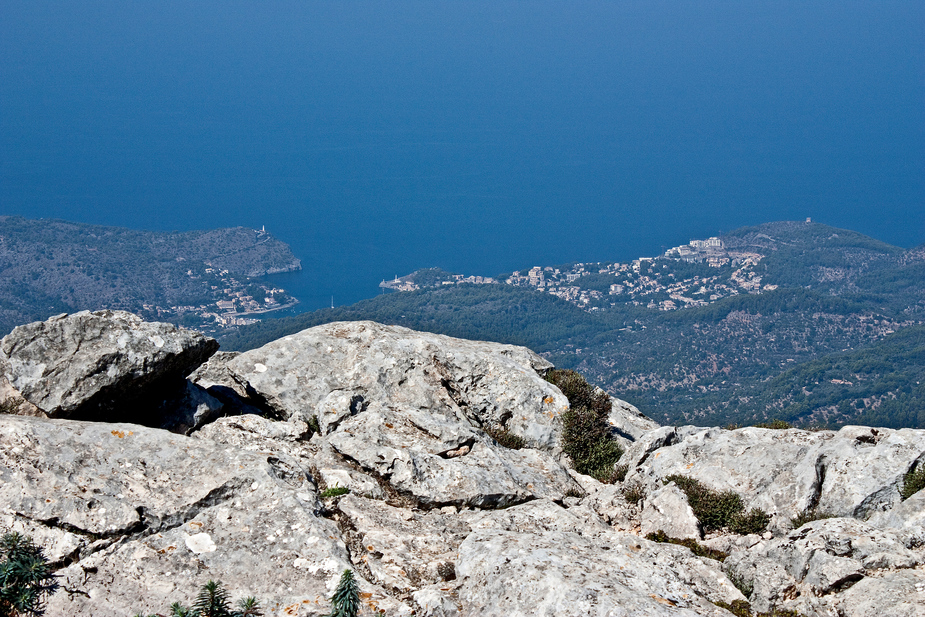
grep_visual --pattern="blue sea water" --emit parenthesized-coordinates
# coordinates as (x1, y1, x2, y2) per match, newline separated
(1, 1, 923, 311)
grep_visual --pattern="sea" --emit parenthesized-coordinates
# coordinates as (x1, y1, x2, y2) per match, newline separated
(2, 1, 923, 312)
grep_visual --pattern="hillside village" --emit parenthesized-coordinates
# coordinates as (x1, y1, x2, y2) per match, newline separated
(381, 235, 776, 312)
(144, 260, 298, 331)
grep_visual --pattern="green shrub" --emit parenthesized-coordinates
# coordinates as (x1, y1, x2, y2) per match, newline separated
(752, 420, 792, 430)
(307, 415, 322, 437)
(320, 487, 350, 499)
(611, 464, 629, 483)
(790, 508, 835, 529)
(645, 530, 728, 562)
(665, 475, 770, 535)
(0, 532, 59, 617)
(327, 570, 360, 617)
(133, 580, 261, 617)
(546, 369, 623, 482)
(900, 462, 925, 501)
(621, 482, 646, 506)
(730, 508, 773, 535)
(484, 425, 526, 450)
(714, 600, 752, 617)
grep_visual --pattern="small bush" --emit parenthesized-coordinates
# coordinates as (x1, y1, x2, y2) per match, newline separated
(790, 508, 835, 529)
(307, 415, 322, 437)
(611, 464, 628, 483)
(0, 532, 59, 617)
(621, 482, 646, 506)
(730, 508, 772, 535)
(484, 425, 526, 450)
(320, 487, 350, 499)
(645, 530, 728, 562)
(327, 570, 360, 617)
(546, 369, 624, 482)
(665, 475, 770, 535)
(714, 600, 752, 617)
(725, 568, 754, 599)
(133, 579, 261, 617)
(900, 463, 925, 501)
(752, 420, 792, 430)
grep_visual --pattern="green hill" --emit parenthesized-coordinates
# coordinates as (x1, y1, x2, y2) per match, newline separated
(0, 216, 301, 335)
(223, 221, 925, 429)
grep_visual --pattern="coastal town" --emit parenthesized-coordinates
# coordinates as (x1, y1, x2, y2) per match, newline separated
(140, 262, 298, 331)
(380, 235, 777, 312)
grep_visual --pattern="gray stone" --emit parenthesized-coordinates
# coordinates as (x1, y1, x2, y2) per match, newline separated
(622, 425, 925, 529)
(152, 380, 225, 434)
(455, 529, 744, 617)
(225, 321, 569, 452)
(640, 483, 702, 540)
(188, 350, 267, 416)
(0, 415, 409, 616)
(335, 494, 470, 594)
(461, 497, 610, 536)
(724, 517, 925, 615)
(0, 310, 218, 423)
(195, 415, 387, 500)
(412, 586, 460, 617)
(608, 395, 660, 447)
(326, 402, 578, 508)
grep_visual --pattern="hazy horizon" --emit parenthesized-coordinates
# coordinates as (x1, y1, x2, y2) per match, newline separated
(2, 1, 923, 309)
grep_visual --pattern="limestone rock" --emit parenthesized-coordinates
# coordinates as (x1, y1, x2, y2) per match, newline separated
(335, 494, 470, 594)
(0, 415, 408, 616)
(724, 517, 925, 615)
(325, 401, 578, 508)
(225, 321, 569, 452)
(608, 395, 660, 447)
(455, 529, 745, 616)
(0, 310, 218, 423)
(188, 350, 267, 416)
(622, 425, 925, 529)
(640, 483, 702, 540)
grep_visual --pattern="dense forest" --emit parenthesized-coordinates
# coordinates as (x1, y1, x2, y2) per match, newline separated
(222, 222, 925, 430)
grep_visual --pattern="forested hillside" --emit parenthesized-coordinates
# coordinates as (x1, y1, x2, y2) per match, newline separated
(223, 221, 925, 429)
(0, 216, 301, 334)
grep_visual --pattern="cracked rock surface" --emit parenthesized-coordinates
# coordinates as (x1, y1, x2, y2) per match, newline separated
(623, 424, 925, 530)
(3, 315, 925, 616)
(0, 415, 407, 616)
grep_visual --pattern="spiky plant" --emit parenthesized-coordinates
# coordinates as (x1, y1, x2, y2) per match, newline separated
(327, 570, 360, 617)
(0, 532, 59, 617)
(192, 580, 232, 617)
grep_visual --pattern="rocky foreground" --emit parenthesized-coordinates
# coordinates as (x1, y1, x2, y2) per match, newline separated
(1, 311, 924, 616)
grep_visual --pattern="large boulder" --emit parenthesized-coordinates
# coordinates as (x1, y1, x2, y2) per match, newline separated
(224, 321, 569, 451)
(212, 321, 582, 507)
(0, 310, 218, 425)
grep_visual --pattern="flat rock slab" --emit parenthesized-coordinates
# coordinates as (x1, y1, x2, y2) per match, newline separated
(455, 529, 744, 617)
(0, 415, 407, 616)
(0, 310, 218, 422)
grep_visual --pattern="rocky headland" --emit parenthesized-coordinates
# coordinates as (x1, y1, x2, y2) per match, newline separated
(1, 312, 923, 616)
